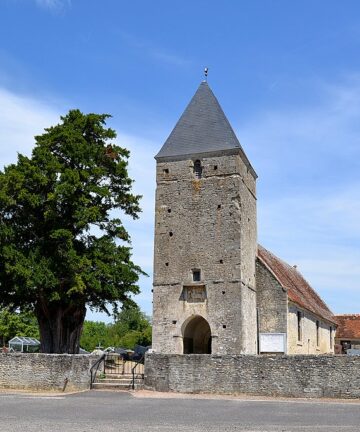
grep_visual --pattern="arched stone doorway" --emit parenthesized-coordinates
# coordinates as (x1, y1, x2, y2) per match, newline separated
(182, 315, 211, 354)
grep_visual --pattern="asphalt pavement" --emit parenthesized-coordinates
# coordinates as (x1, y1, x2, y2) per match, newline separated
(0, 390, 359, 431)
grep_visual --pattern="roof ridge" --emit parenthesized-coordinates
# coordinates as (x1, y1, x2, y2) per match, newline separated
(257, 244, 336, 324)
(336, 314, 360, 317)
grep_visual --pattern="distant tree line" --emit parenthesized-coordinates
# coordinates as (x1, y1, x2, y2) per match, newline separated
(0, 306, 151, 351)
(80, 306, 152, 352)
(0, 308, 39, 346)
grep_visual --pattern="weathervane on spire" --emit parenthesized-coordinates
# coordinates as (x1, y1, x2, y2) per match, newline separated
(204, 67, 209, 82)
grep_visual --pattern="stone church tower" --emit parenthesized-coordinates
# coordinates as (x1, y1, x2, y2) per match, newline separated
(152, 81, 258, 355)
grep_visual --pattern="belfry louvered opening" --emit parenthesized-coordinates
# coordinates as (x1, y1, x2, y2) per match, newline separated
(194, 160, 202, 179)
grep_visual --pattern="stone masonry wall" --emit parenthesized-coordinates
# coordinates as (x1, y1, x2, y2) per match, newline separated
(152, 152, 258, 355)
(145, 353, 360, 399)
(256, 259, 288, 335)
(256, 261, 334, 355)
(288, 302, 334, 354)
(0, 353, 98, 391)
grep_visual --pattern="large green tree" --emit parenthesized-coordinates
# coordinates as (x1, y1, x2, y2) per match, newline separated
(0, 110, 144, 353)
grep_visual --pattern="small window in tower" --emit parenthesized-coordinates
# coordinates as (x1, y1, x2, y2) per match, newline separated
(163, 168, 169, 174)
(214, 165, 218, 170)
(192, 269, 201, 282)
(194, 160, 202, 179)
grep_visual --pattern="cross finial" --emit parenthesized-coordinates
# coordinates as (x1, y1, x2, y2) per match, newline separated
(204, 67, 209, 81)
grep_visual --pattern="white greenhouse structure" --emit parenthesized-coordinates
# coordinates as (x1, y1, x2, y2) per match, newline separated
(8, 336, 40, 353)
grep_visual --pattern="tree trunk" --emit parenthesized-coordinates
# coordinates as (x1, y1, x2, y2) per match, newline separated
(35, 300, 86, 353)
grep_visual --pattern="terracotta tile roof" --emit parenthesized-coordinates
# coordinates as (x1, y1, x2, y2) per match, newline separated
(335, 315, 360, 339)
(257, 244, 336, 325)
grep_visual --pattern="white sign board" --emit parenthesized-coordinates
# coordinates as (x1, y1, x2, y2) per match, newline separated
(347, 349, 360, 356)
(259, 333, 286, 353)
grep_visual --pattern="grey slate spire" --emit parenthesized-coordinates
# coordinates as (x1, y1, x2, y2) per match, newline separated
(155, 81, 253, 172)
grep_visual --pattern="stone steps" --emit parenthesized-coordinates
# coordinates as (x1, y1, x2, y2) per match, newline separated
(92, 374, 144, 391)
(100, 373, 143, 380)
(92, 382, 144, 390)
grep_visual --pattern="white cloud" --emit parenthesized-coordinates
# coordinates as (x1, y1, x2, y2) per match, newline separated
(256, 189, 360, 313)
(0, 87, 60, 168)
(151, 50, 190, 67)
(238, 76, 360, 314)
(119, 32, 190, 67)
(240, 76, 360, 180)
(35, 0, 71, 11)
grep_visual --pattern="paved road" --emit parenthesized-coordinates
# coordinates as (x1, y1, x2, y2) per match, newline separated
(0, 390, 360, 431)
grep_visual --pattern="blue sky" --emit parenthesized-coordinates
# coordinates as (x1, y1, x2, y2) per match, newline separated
(1, 0, 360, 321)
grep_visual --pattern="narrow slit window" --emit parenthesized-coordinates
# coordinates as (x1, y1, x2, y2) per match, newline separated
(316, 320, 320, 347)
(192, 269, 201, 282)
(194, 160, 202, 179)
(330, 327, 333, 349)
(297, 311, 303, 342)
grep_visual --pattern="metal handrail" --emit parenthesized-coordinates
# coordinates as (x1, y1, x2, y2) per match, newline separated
(131, 354, 145, 390)
(90, 354, 106, 389)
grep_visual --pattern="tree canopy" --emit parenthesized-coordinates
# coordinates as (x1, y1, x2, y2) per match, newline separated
(0, 110, 145, 353)
(80, 306, 152, 352)
(110, 306, 152, 349)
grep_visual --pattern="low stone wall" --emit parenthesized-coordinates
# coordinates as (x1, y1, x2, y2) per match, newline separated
(0, 353, 99, 392)
(145, 354, 360, 399)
